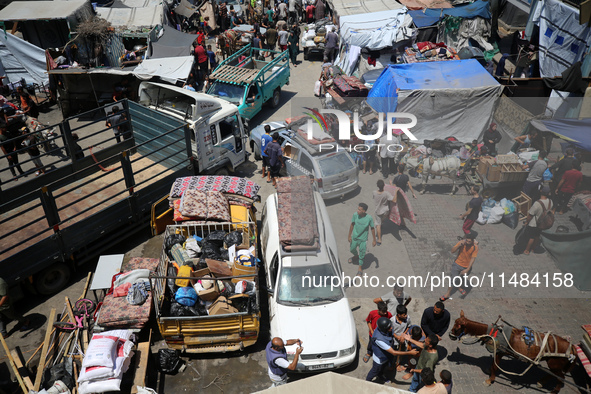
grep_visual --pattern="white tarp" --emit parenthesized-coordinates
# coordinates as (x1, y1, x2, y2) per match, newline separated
(0, 0, 88, 20)
(0, 33, 48, 85)
(339, 8, 414, 50)
(175, 0, 198, 18)
(531, 0, 591, 78)
(133, 56, 194, 84)
(96, 5, 163, 30)
(327, 0, 404, 18)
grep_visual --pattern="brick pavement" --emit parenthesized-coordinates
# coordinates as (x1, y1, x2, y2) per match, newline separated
(392, 175, 591, 393)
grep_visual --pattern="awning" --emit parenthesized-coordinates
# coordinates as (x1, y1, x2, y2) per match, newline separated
(539, 118, 591, 152)
(339, 9, 414, 50)
(0, 0, 89, 20)
(96, 5, 163, 31)
(134, 56, 194, 84)
(0, 32, 48, 85)
(148, 25, 196, 59)
(423, 0, 491, 19)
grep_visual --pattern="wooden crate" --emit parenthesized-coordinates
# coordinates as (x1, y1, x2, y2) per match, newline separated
(477, 158, 495, 177)
(486, 164, 501, 182)
(500, 163, 528, 182)
(512, 192, 532, 220)
(496, 154, 520, 164)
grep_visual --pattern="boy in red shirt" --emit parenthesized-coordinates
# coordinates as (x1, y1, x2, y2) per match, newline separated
(555, 161, 583, 214)
(364, 301, 392, 363)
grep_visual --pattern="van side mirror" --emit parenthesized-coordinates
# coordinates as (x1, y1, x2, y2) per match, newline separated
(246, 97, 255, 104)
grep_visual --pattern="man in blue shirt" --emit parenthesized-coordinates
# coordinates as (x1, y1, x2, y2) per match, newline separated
(206, 45, 217, 70)
(260, 124, 273, 182)
(263, 132, 284, 187)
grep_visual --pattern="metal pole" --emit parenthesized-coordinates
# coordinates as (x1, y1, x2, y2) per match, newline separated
(87, 73, 100, 108)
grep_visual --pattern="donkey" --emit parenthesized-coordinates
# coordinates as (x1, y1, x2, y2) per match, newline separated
(449, 310, 578, 394)
(403, 151, 461, 195)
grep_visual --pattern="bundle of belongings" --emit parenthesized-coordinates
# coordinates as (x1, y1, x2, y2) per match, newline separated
(401, 42, 459, 63)
(301, 19, 337, 47)
(276, 176, 320, 252)
(168, 176, 261, 224)
(78, 330, 135, 394)
(95, 258, 159, 330)
(163, 229, 258, 317)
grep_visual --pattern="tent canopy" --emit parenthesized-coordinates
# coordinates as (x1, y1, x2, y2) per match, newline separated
(538, 118, 591, 152)
(423, 0, 491, 19)
(96, 5, 163, 31)
(367, 59, 502, 143)
(0, 33, 48, 86)
(148, 25, 196, 59)
(0, 0, 89, 20)
(134, 56, 194, 84)
(339, 9, 414, 50)
(327, 0, 404, 18)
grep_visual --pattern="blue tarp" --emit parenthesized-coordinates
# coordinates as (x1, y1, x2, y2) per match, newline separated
(423, 0, 491, 19)
(367, 59, 499, 113)
(408, 10, 441, 28)
(541, 118, 591, 152)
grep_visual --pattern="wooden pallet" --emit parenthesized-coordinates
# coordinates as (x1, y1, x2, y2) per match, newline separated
(210, 65, 259, 84)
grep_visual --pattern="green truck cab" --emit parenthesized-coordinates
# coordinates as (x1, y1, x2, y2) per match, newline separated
(207, 44, 290, 121)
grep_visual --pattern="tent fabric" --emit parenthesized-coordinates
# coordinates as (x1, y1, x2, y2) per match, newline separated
(367, 59, 502, 143)
(531, 0, 591, 78)
(400, 0, 451, 10)
(423, 0, 491, 19)
(133, 56, 194, 84)
(96, 5, 163, 31)
(339, 9, 415, 51)
(540, 118, 591, 152)
(148, 25, 196, 59)
(327, 0, 404, 18)
(408, 10, 441, 28)
(175, 0, 198, 18)
(438, 16, 493, 52)
(0, 0, 90, 21)
(0, 33, 48, 85)
(541, 229, 591, 291)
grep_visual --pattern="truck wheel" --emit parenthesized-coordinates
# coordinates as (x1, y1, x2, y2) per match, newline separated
(304, 48, 309, 60)
(271, 88, 281, 108)
(35, 263, 71, 295)
(254, 148, 261, 161)
(215, 168, 230, 176)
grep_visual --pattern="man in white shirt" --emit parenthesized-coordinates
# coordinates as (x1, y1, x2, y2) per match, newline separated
(266, 337, 303, 386)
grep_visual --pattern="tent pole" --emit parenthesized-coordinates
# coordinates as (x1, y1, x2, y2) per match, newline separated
(87, 73, 100, 108)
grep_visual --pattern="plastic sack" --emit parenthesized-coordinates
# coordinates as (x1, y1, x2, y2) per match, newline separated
(169, 301, 203, 317)
(83, 335, 117, 368)
(543, 168, 553, 181)
(79, 377, 121, 394)
(158, 349, 183, 374)
(126, 280, 149, 305)
(487, 205, 505, 224)
(204, 230, 226, 247)
(201, 241, 222, 259)
(314, 80, 322, 96)
(167, 266, 178, 295)
(175, 286, 198, 307)
(164, 234, 186, 257)
(482, 198, 496, 208)
(476, 211, 487, 225)
(224, 231, 243, 248)
(502, 211, 519, 229)
(184, 237, 201, 258)
(43, 362, 75, 390)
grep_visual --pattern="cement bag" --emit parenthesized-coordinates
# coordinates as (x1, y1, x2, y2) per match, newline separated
(79, 378, 122, 394)
(82, 335, 117, 368)
(487, 205, 505, 224)
(314, 80, 322, 97)
(78, 341, 134, 382)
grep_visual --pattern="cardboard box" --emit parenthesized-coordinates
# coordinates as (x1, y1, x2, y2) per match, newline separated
(205, 259, 233, 277)
(231, 260, 257, 284)
(477, 157, 495, 177)
(191, 268, 221, 301)
(486, 164, 501, 182)
(208, 296, 238, 315)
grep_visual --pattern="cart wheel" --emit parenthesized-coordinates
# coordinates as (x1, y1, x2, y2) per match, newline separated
(482, 188, 497, 200)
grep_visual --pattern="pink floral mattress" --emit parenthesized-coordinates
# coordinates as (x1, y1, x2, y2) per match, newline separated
(276, 177, 319, 247)
(384, 185, 417, 226)
(96, 258, 159, 329)
(169, 176, 261, 207)
(568, 191, 591, 210)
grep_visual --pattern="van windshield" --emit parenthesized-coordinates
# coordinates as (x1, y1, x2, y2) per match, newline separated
(277, 264, 344, 305)
(208, 82, 245, 105)
(318, 152, 355, 177)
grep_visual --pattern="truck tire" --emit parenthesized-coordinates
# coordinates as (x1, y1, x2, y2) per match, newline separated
(271, 88, 281, 108)
(304, 48, 309, 60)
(253, 145, 261, 160)
(215, 168, 230, 176)
(35, 262, 71, 295)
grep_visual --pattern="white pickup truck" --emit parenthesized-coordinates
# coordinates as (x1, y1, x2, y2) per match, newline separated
(138, 82, 249, 175)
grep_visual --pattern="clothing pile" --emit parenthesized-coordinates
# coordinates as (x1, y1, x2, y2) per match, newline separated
(401, 42, 458, 63)
(111, 269, 151, 306)
(301, 19, 336, 45)
(163, 230, 258, 318)
(78, 330, 135, 394)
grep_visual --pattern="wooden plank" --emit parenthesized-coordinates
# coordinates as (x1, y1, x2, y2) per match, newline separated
(65, 297, 76, 324)
(0, 333, 28, 394)
(34, 308, 56, 391)
(130, 329, 152, 394)
(72, 361, 79, 394)
(79, 272, 93, 300)
(10, 348, 34, 391)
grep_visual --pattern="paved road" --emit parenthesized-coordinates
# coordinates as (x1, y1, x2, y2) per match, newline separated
(2, 46, 591, 394)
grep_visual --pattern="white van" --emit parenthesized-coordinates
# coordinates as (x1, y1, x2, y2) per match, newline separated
(261, 177, 357, 371)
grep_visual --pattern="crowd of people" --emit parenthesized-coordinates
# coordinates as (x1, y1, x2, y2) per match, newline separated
(179, 0, 329, 90)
